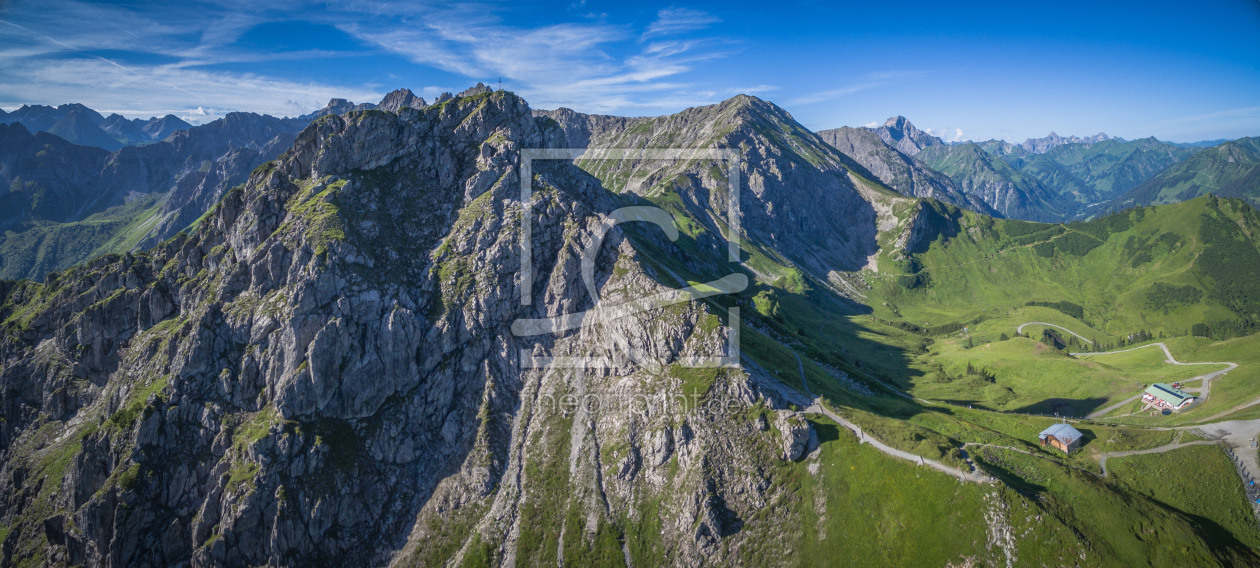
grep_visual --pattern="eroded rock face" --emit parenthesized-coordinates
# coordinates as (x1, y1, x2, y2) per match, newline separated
(377, 89, 428, 113)
(775, 411, 812, 461)
(0, 90, 804, 568)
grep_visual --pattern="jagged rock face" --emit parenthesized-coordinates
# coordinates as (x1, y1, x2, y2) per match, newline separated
(134, 112, 310, 248)
(864, 116, 943, 156)
(0, 90, 807, 567)
(532, 107, 647, 149)
(817, 126, 998, 216)
(377, 89, 428, 113)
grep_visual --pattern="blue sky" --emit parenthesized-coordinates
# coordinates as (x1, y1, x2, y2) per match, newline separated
(1, 0, 1257, 142)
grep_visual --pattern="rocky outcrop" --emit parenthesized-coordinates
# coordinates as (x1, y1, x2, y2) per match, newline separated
(377, 89, 427, 113)
(458, 83, 492, 98)
(775, 411, 812, 461)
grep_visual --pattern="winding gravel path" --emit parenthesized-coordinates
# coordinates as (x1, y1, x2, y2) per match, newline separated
(764, 351, 993, 484)
(802, 401, 994, 484)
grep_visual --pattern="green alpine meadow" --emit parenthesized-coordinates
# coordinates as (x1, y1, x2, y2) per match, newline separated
(2, 2, 1260, 567)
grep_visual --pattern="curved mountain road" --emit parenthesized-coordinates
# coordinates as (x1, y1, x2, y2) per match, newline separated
(1096, 440, 1219, 477)
(1070, 342, 1237, 417)
(1015, 322, 1094, 344)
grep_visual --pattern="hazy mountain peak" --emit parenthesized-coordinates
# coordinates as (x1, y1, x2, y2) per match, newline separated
(142, 114, 192, 142)
(1021, 131, 1109, 153)
(862, 115, 942, 156)
(99, 113, 150, 143)
(300, 98, 359, 120)
(46, 108, 124, 151)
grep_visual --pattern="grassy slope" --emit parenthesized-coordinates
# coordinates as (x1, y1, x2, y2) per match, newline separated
(789, 416, 1260, 567)
(0, 194, 164, 281)
(849, 196, 1260, 425)
(914, 334, 1206, 416)
(1106, 445, 1260, 552)
(867, 196, 1255, 337)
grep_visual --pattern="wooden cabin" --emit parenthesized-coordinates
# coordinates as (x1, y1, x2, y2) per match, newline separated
(1038, 423, 1083, 454)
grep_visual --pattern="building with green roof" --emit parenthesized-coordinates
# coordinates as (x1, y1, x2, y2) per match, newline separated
(1142, 383, 1195, 410)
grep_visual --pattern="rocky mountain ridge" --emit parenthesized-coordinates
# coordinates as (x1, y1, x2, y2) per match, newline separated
(0, 87, 836, 568)
(1, 104, 192, 150)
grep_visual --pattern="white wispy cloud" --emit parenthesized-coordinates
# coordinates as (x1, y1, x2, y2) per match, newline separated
(0, 56, 381, 123)
(332, 2, 735, 113)
(0, 0, 741, 120)
(789, 70, 929, 106)
(1164, 106, 1260, 124)
(725, 85, 779, 94)
(642, 8, 720, 39)
(789, 82, 881, 105)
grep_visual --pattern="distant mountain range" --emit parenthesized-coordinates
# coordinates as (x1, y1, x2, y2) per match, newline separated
(1111, 137, 1260, 209)
(0, 103, 193, 150)
(870, 117, 1234, 221)
(1018, 131, 1111, 153)
(0, 89, 1255, 282)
